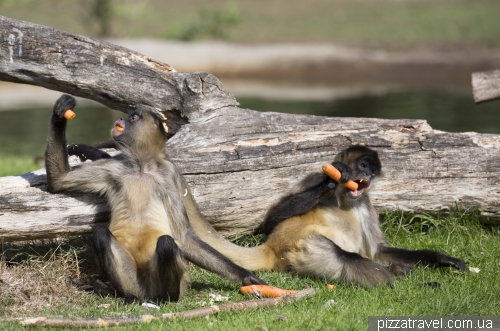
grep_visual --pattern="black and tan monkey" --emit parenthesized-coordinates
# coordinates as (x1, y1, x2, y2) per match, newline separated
(46, 94, 265, 303)
(182, 146, 467, 288)
(67, 113, 467, 288)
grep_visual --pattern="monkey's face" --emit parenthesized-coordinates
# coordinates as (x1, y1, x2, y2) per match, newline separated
(111, 109, 166, 151)
(336, 146, 381, 200)
(344, 155, 378, 199)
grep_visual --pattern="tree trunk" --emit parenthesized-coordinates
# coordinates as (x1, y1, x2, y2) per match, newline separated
(1, 15, 499, 242)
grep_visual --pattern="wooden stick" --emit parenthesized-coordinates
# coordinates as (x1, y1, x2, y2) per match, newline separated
(11, 288, 315, 328)
(322, 163, 358, 191)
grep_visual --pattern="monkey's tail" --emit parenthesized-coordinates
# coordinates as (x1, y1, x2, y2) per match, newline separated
(183, 191, 277, 270)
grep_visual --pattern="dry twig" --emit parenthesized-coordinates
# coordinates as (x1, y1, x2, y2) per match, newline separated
(7, 288, 315, 328)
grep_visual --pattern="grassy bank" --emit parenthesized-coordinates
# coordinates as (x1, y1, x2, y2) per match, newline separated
(1, 0, 500, 50)
(0, 210, 497, 330)
(0, 154, 39, 177)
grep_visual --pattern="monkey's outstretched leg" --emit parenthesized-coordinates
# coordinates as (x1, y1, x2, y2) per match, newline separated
(285, 234, 394, 288)
(149, 235, 190, 302)
(375, 246, 467, 275)
(93, 227, 145, 303)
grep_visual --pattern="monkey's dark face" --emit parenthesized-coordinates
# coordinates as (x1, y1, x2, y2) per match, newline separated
(345, 155, 379, 199)
(336, 146, 381, 200)
(111, 108, 166, 151)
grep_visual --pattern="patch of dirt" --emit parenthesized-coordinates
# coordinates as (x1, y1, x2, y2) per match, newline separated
(0, 237, 110, 318)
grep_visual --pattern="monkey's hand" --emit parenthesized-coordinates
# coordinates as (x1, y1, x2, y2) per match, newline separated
(331, 162, 352, 184)
(53, 94, 76, 121)
(241, 273, 268, 286)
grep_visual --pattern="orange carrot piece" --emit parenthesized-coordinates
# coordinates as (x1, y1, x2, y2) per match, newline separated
(64, 109, 76, 120)
(240, 285, 299, 298)
(322, 163, 358, 191)
(326, 284, 335, 291)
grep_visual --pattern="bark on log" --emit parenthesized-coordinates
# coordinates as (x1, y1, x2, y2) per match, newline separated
(472, 69, 500, 103)
(1, 15, 500, 242)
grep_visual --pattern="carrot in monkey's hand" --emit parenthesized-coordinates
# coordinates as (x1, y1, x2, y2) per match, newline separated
(64, 109, 76, 120)
(240, 285, 299, 298)
(322, 163, 358, 191)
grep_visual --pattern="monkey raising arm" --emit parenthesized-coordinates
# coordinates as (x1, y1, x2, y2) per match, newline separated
(46, 94, 265, 303)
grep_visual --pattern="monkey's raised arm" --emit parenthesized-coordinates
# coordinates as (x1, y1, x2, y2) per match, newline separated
(45, 95, 114, 195)
(258, 172, 336, 236)
(45, 95, 75, 192)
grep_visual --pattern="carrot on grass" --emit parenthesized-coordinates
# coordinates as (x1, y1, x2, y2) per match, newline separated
(64, 109, 76, 120)
(322, 163, 358, 191)
(240, 285, 299, 298)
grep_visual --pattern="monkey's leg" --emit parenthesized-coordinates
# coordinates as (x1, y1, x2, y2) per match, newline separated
(148, 235, 190, 302)
(375, 246, 467, 275)
(93, 227, 145, 303)
(286, 234, 393, 289)
(182, 230, 266, 286)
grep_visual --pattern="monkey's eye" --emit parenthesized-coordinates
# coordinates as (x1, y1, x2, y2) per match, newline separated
(129, 114, 140, 123)
(360, 161, 368, 169)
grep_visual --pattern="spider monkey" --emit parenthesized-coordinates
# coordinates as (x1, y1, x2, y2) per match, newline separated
(69, 118, 467, 288)
(242, 146, 467, 287)
(46, 94, 265, 303)
(185, 146, 466, 288)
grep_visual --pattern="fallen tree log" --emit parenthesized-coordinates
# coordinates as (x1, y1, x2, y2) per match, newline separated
(1, 15, 500, 242)
(472, 69, 500, 103)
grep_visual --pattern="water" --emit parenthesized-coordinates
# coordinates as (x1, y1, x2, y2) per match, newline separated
(1, 89, 498, 158)
(239, 89, 500, 134)
(0, 106, 120, 157)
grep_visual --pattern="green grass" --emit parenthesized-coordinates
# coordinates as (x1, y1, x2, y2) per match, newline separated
(1, 0, 500, 49)
(0, 209, 498, 330)
(0, 153, 40, 177)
